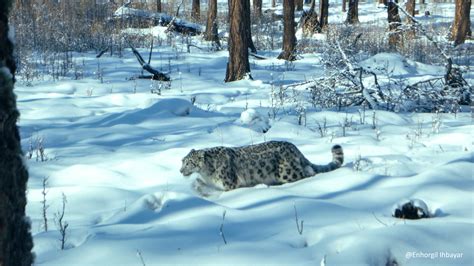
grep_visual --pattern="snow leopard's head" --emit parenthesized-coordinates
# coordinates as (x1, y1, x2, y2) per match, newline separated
(180, 149, 205, 177)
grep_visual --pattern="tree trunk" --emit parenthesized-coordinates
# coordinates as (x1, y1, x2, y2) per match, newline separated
(278, 0, 297, 61)
(0, 0, 35, 265)
(253, 0, 262, 17)
(452, 0, 471, 46)
(300, 0, 320, 35)
(156, 0, 161, 12)
(342, 0, 347, 12)
(388, 0, 402, 48)
(345, 0, 359, 24)
(225, 0, 252, 82)
(205, 0, 220, 47)
(405, 0, 415, 23)
(272, 0, 276, 8)
(296, 0, 304, 11)
(191, 0, 200, 21)
(319, 0, 329, 29)
(244, 0, 257, 53)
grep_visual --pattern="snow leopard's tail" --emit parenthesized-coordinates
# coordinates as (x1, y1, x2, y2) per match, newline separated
(311, 145, 344, 174)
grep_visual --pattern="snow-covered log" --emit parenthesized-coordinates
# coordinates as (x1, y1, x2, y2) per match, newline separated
(112, 6, 203, 35)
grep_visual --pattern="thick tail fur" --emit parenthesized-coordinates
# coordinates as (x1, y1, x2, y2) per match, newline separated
(311, 145, 344, 174)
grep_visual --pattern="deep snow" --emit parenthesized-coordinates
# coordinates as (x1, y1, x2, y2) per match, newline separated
(15, 1, 473, 265)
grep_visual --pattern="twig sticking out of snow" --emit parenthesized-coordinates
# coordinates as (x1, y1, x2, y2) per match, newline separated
(220, 210, 227, 245)
(372, 212, 388, 227)
(136, 250, 146, 266)
(294, 204, 304, 235)
(41, 177, 49, 232)
(55, 193, 69, 250)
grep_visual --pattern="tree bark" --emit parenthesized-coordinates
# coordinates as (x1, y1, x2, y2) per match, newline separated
(342, 0, 347, 12)
(156, 0, 161, 12)
(278, 0, 297, 61)
(405, 0, 415, 22)
(300, 0, 320, 35)
(0, 0, 34, 265)
(345, 0, 359, 24)
(244, 0, 257, 53)
(387, 0, 402, 48)
(272, 0, 276, 8)
(296, 0, 304, 11)
(191, 0, 200, 21)
(253, 0, 262, 17)
(319, 0, 329, 29)
(225, 0, 252, 82)
(205, 0, 220, 47)
(452, 0, 471, 46)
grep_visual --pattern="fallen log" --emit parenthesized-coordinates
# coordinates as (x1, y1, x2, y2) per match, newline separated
(129, 42, 170, 81)
(113, 6, 203, 35)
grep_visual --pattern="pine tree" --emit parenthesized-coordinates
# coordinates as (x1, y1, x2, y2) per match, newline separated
(278, 0, 297, 61)
(191, 0, 200, 21)
(205, 0, 220, 48)
(225, 0, 252, 81)
(452, 0, 471, 46)
(345, 0, 359, 24)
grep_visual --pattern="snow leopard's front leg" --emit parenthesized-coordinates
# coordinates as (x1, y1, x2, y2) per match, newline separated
(216, 165, 238, 191)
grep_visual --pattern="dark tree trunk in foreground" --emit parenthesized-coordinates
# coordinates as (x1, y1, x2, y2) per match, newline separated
(253, 0, 262, 17)
(345, 0, 359, 24)
(156, 0, 161, 12)
(0, 0, 35, 265)
(192, 0, 200, 21)
(278, 0, 297, 61)
(205, 0, 220, 47)
(225, 0, 252, 82)
(296, 0, 304, 11)
(387, 0, 402, 48)
(452, 0, 471, 46)
(319, 0, 329, 29)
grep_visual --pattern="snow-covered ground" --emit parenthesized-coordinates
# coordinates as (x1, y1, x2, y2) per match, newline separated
(17, 1, 473, 265)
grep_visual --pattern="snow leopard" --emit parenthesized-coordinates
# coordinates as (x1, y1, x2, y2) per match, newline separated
(180, 141, 343, 195)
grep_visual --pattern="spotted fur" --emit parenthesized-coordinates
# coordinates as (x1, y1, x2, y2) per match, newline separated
(180, 141, 343, 194)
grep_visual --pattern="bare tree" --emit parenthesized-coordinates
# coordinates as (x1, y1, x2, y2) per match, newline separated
(0, 0, 34, 264)
(300, 0, 320, 35)
(452, 0, 471, 46)
(225, 0, 253, 82)
(345, 0, 359, 24)
(296, 0, 304, 11)
(253, 0, 263, 17)
(205, 0, 220, 48)
(405, 0, 415, 22)
(387, 0, 402, 48)
(191, 0, 200, 21)
(156, 0, 162, 12)
(319, 0, 329, 29)
(245, 0, 257, 53)
(278, 0, 297, 61)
